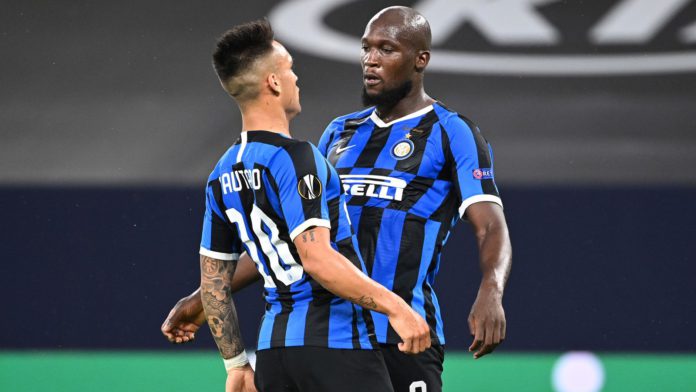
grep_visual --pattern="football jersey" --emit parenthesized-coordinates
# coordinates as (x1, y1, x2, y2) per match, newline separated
(317, 102, 502, 345)
(200, 130, 377, 350)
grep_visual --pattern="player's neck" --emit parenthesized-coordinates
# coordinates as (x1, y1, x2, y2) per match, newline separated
(375, 88, 435, 125)
(239, 101, 292, 138)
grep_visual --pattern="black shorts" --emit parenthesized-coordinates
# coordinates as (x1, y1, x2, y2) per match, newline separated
(380, 344, 445, 392)
(254, 346, 393, 392)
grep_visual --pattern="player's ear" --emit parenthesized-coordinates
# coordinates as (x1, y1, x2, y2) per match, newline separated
(415, 50, 430, 73)
(268, 73, 282, 95)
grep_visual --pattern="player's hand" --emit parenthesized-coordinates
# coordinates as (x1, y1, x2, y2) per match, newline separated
(225, 364, 257, 392)
(388, 304, 431, 355)
(161, 292, 206, 344)
(468, 288, 506, 359)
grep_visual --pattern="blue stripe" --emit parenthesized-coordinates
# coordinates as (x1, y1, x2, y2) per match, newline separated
(327, 298, 355, 349)
(200, 213, 212, 250)
(355, 310, 372, 349)
(427, 256, 446, 343)
(311, 147, 330, 220)
(284, 279, 311, 346)
(410, 220, 440, 320)
(370, 209, 406, 338)
(332, 121, 375, 169)
(257, 300, 282, 350)
(373, 116, 422, 169)
(410, 179, 450, 217)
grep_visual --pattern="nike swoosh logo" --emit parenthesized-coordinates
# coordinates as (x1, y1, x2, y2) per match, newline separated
(335, 144, 355, 154)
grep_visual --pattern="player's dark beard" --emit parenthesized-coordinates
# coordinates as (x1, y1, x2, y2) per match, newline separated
(361, 80, 413, 109)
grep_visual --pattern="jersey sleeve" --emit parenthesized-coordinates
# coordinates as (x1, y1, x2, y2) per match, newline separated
(317, 118, 341, 157)
(271, 142, 331, 241)
(199, 181, 241, 261)
(443, 116, 503, 219)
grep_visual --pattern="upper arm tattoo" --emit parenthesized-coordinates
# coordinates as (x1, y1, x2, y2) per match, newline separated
(200, 255, 245, 359)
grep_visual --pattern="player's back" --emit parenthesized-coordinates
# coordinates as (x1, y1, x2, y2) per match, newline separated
(199, 130, 376, 350)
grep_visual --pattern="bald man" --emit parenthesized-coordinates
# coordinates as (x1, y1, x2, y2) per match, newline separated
(163, 8, 511, 392)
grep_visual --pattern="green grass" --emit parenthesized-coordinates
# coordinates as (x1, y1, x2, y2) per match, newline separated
(1, 351, 695, 391)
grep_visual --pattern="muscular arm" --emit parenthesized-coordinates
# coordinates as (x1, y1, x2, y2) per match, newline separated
(161, 253, 261, 344)
(200, 255, 245, 359)
(294, 227, 431, 354)
(466, 202, 512, 358)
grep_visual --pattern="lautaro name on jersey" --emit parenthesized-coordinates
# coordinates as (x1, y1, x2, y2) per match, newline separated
(200, 130, 377, 350)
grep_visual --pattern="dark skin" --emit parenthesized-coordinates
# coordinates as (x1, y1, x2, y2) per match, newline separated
(360, 7, 435, 123)
(162, 7, 512, 359)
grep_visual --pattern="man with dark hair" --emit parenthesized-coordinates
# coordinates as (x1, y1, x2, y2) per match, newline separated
(164, 8, 512, 392)
(189, 18, 430, 392)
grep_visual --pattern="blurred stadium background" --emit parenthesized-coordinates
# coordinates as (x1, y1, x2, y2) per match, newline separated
(2, 0, 695, 391)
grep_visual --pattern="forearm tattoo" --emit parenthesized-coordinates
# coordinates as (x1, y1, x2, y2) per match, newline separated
(348, 295, 378, 310)
(200, 255, 245, 359)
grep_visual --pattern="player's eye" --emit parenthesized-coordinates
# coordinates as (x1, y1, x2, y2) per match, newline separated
(381, 47, 394, 54)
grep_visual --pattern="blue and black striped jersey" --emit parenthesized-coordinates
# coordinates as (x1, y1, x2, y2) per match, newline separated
(318, 102, 503, 345)
(200, 130, 377, 351)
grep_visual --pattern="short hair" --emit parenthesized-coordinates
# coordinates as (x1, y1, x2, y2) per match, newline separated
(212, 19, 275, 100)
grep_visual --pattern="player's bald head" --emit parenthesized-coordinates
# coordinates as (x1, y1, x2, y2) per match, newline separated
(365, 6, 431, 52)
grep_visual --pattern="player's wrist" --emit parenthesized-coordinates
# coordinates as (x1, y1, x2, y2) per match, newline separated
(223, 351, 249, 372)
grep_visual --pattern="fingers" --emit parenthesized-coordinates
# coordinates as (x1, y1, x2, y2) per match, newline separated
(472, 319, 506, 359)
(468, 317, 483, 353)
(398, 337, 414, 354)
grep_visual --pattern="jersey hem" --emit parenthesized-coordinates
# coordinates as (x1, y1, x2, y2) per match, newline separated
(375, 334, 445, 346)
(256, 337, 378, 351)
(289, 218, 331, 241)
(199, 247, 239, 261)
(458, 194, 503, 218)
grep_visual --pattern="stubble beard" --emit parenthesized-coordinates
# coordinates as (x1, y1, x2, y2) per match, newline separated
(361, 80, 413, 109)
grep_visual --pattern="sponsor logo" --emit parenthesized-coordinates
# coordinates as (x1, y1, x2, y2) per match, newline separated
(340, 174, 407, 201)
(391, 139, 415, 160)
(473, 168, 494, 180)
(335, 144, 356, 154)
(221, 168, 262, 194)
(297, 174, 323, 200)
(269, 0, 696, 76)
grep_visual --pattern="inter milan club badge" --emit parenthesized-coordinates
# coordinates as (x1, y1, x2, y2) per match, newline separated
(390, 135, 414, 160)
(297, 174, 322, 200)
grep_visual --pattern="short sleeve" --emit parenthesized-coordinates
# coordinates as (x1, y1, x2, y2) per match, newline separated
(444, 116, 503, 219)
(317, 119, 341, 157)
(271, 142, 331, 241)
(199, 182, 241, 260)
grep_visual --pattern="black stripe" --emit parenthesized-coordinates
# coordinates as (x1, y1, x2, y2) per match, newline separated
(270, 300, 293, 348)
(421, 280, 441, 345)
(351, 305, 360, 349)
(244, 130, 296, 147)
(394, 110, 439, 174)
(353, 125, 392, 168)
(428, 189, 458, 223)
(327, 196, 340, 240)
(355, 206, 384, 276)
(385, 215, 427, 343)
(304, 278, 332, 346)
(262, 167, 303, 291)
(385, 173, 435, 212)
(459, 116, 499, 197)
(282, 142, 323, 223)
(363, 308, 379, 348)
(326, 129, 358, 166)
(207, 180, 236, 253)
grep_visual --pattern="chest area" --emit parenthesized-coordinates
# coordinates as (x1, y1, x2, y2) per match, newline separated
(327, 123, 445, 177)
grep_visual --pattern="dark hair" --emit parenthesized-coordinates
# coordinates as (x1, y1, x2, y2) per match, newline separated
(212, 19, 275, 83)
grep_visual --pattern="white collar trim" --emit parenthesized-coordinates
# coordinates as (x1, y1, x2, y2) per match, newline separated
(369, 105, 434, 128)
